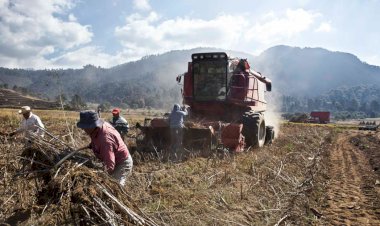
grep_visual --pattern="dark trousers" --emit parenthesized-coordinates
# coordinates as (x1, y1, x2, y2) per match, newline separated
(170, 127, 183, 156)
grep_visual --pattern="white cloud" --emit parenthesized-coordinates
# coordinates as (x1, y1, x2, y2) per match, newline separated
(68, 13, 77, 22)
(0, 0, 92, 68)
(246, 9, 320, 44)
(51, 46, 127, 68)
(114, 9, 320, 60)
(133, 0, 151, 11)
(315, 22, 332, 32)
(115, 12, 251, 57)
(0, 2, 329, 69)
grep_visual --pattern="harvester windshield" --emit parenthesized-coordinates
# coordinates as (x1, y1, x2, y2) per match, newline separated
(193, 59, 227, 101)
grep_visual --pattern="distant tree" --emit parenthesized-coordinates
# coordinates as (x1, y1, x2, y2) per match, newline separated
(55, 94, 67, 104)
(0, 83, 8, 89)
(98, 102, 111, 112)
(368, 100, 380, 117)
(120, 103, 129, 109)
(307, 98, 314, 111)
(70, 94, 87, 110)
(347, 98, 359, 111)
(359, 102, 367, 112)
(314, 98, 322, 110)
(21, 87, 28, 95)
(370, 100, 380, 112)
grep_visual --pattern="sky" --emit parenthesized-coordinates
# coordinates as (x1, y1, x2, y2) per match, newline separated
(0, 0, 379, 69)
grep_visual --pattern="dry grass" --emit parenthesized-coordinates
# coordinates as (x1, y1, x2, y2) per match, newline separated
(0, 109, 338, 225)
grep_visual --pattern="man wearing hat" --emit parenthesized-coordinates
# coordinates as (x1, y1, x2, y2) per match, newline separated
(109, 108, 129, 140)
(8, 106, 45, 142)
(77, 110, 133, 186)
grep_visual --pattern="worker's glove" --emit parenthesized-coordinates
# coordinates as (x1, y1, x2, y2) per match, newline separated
(182, 106, 190, 111)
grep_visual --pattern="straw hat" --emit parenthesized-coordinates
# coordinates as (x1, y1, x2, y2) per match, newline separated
(18, 106, 31, 114)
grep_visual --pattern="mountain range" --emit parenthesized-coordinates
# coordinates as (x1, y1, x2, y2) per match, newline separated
(0, 45, 379, 111)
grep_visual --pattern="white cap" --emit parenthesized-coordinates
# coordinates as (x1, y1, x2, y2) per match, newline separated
(18, 106, 31, 114)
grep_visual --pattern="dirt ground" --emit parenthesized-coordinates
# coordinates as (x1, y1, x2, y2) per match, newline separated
(320, 130, 380, 225)
(0, 109, 379, 225)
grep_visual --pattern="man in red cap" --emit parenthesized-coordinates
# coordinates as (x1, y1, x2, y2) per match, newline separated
(109, 108, 129, 141)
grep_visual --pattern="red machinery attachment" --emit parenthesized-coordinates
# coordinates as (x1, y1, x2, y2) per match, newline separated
(221, 123, 245, 152)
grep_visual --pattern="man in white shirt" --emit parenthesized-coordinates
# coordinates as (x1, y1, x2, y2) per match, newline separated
(9, 106, 45, 142)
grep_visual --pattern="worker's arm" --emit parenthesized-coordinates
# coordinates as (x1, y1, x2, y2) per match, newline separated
(34, 116, 45, 137)
(180, 106, 188, 116)
(11, 120, 26, 136)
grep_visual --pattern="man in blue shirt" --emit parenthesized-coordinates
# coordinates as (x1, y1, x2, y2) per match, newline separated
(168, 104, 188, 160)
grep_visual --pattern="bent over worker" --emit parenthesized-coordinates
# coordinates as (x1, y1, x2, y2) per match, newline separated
(77, 110, 133, 186)
(8, 106, 45, 145)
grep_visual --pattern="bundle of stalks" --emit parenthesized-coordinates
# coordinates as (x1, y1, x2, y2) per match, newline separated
(16, 134, 158, 226)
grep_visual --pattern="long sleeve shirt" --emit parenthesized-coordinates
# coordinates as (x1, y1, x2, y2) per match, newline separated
(90, 122, 130, 173)
(169, 105, 188, 128)
(16, 112, 45, 138)
(109, 116, 129, 135)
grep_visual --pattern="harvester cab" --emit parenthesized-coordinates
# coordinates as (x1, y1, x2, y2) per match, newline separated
(137, 52, 274, 153)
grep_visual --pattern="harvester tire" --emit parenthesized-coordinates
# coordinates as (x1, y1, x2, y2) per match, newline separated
(264, 126, 274, 145)
(242, 112, 266, 148)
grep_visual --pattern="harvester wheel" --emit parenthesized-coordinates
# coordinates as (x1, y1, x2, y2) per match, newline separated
(242, 112, 266, 148)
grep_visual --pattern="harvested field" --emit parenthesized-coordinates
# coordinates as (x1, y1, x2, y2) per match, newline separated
(0, 109, 379, 225)
(0, 89, 59, 109)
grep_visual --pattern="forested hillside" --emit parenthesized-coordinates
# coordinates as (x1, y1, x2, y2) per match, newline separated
(0, 46, 379, 117)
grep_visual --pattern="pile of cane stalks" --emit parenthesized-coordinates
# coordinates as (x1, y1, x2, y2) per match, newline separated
(4, 133, 158, 226)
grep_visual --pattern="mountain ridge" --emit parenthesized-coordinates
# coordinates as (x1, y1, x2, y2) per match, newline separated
(0, 46, 379, 110)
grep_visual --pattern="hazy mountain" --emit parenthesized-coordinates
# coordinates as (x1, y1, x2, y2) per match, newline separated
(254, 45, 380, 97)
(0, 46, 379, 110)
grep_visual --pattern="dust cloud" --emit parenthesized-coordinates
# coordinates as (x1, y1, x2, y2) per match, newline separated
(265, 91, 282, 138)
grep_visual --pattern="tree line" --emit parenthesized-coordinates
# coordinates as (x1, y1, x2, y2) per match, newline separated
(280, 85, 380, 119)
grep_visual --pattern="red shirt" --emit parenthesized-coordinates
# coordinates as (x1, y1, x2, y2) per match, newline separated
(90, 122, 129, 173)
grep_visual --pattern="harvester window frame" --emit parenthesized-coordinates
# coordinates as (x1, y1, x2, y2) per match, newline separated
(192, 58, 228, 102)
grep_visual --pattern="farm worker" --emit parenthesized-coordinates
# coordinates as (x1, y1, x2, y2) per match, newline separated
(168, 104, 188, 160)
(77, 110, 133, 186)
(109, 108, 129, 140)
(8, 106, 45, 144)
(228, 59, 249, 100)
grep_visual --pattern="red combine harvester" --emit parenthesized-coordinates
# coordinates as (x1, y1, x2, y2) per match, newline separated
(137, 52, 274, 152)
